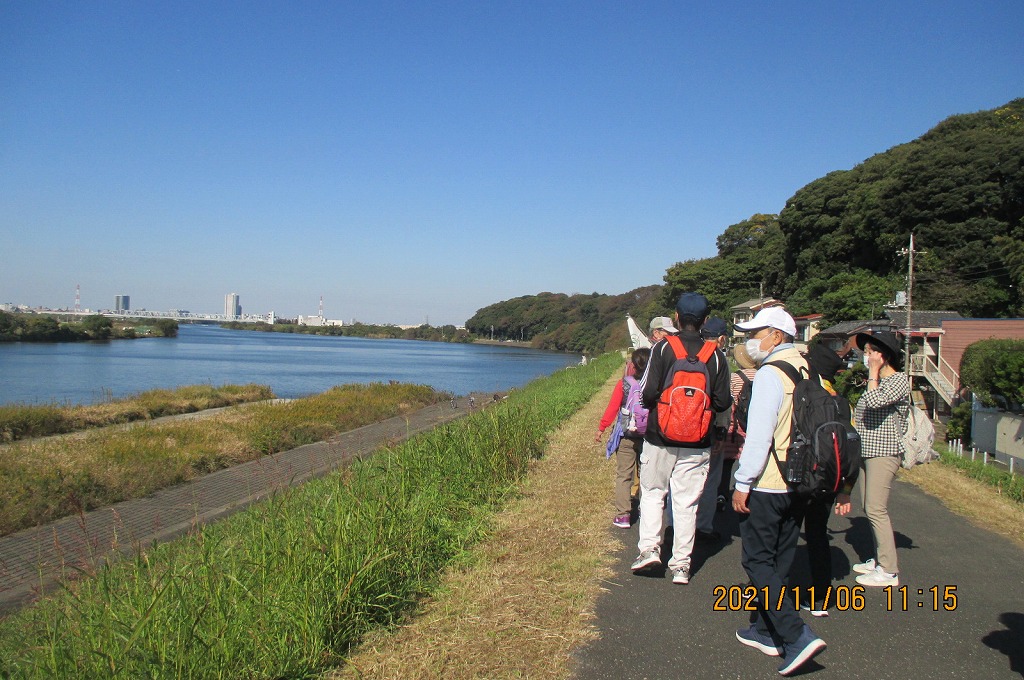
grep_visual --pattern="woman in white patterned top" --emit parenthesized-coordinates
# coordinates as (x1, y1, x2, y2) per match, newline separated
(851, 331, 908, 587)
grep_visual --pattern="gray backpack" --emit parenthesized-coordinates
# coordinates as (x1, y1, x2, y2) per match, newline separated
(899, 400, 936, 468)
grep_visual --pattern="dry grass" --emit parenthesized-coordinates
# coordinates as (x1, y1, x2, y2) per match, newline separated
(329, 378, 1024, 680)
(900, 459, 1024, 549)
(0, 384, 275, 442)
(331, 374, 622, 680)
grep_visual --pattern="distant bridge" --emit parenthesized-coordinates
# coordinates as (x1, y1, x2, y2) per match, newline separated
(59, 310, 273, 324)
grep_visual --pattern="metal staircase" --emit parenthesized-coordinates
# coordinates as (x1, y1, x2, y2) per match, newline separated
(909, 354, 958, 406)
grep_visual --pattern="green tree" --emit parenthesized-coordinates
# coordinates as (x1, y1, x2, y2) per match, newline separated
(81, 315, 113, 340)
(788, 270, 901, 325)
(152, 319, 179, 337)
(777, 98, 1024, 317)
(0, 311, 16, 341)
(22, 316, 63, 341)
(959, 339, 1024, 409)
(662, 214, 785, 317)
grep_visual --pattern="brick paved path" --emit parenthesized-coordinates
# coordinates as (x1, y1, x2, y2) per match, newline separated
(0, 396, 485, 616)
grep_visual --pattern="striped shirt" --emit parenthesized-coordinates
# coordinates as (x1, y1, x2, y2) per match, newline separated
(854, 373, 910, 459)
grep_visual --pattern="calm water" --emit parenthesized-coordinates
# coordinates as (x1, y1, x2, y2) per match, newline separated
(0, 324, 581, 406)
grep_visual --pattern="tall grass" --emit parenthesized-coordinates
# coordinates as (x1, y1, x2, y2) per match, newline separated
(0, 356, 617, 678)
(0, 383, 442, 536)
(0, 384, 276, 442)
(936, 444, 1024, 504)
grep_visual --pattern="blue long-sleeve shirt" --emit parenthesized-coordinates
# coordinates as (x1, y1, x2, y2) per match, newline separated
(733, 343, 794, 494)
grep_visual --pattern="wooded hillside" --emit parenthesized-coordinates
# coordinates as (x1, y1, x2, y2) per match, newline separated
(471, 99, 1024, 353)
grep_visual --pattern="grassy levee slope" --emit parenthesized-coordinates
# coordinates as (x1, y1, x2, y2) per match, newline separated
(0, 383, 442, 536)
(0, 384, 276, 442)
(0, 356, 617, 679)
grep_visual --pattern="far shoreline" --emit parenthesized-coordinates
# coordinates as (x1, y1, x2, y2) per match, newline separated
(472, 339, 535, 348)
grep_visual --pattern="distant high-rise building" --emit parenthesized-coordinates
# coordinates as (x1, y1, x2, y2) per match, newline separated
(115, 295, 130, 313)
(225, 293, 241, 319)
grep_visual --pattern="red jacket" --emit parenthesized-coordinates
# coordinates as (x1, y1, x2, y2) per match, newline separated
(598, 379, 626, 432)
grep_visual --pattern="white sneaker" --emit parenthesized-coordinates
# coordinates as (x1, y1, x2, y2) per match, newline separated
(631, 549, 661, 572)
(671, 568, 690, 585)
(800, 604, 829, 618)
(855, 566, 899, 587)
(852, 558, 876, 574)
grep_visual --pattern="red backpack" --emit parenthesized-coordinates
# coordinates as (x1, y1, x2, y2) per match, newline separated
(657, 336, 719, 444)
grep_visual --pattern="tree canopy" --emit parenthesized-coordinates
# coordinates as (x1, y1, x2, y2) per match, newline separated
(465, 286, 663, 353)
(472, 99, 1024, 350)
(778, 99, 1024, 319)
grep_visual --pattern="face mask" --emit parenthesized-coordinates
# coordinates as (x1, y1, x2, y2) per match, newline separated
(745, 336, 773, 365)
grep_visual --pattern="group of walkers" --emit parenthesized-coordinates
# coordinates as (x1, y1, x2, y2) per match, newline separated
(595, 292, 912, 676)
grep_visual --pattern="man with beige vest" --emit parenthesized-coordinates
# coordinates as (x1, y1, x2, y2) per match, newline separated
(730, 306, 827, 676)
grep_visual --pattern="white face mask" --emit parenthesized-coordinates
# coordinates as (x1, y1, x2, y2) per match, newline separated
(745, 337, 773, 365)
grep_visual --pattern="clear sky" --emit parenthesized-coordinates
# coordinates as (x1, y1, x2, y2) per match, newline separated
(2, 2, 1022, 326)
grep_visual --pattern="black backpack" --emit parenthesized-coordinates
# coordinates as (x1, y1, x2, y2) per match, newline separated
(732, 370, 754, 436)
(766, 361, 861, 497)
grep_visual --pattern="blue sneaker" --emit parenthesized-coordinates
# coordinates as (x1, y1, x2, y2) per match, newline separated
(777, 624, 826, 676)
(735, 625, 782, 657)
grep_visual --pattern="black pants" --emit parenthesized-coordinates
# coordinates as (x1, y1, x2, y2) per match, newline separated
(799, 492, 838, 597)
(739, 491, 807, 645)
(718, 458, 736, 499)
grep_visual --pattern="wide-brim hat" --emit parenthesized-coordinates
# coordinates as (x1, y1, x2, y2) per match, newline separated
(855, 330, 903, 366)
(733, 343, 757, 370)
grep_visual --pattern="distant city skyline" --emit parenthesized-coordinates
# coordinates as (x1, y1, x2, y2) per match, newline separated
(2, 3, 1023, 326)
(2, 288, 385, 324)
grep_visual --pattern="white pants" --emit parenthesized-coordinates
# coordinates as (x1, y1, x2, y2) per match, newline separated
(637, 442, 710, 571)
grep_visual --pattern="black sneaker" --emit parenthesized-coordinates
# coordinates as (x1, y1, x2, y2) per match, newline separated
(695, 530, 721, 543)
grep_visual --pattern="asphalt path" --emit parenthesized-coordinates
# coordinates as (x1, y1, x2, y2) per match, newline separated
(572, 473, 1024, 679)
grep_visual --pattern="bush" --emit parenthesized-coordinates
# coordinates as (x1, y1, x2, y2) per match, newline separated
(945, 402, 972, 441)
(960, 339, 1024, 410)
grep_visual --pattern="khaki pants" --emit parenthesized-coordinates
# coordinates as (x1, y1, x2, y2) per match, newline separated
(861, 455, 900, 574)
(614, 437, 643, 514)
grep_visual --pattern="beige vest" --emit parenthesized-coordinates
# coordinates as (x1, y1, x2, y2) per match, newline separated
(752, 347, 808, 492)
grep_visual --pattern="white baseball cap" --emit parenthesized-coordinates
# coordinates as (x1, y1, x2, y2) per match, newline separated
(649, 316, 679, 333)
(735, 306, 797, 337)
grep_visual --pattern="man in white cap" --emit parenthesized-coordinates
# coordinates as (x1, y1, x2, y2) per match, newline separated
(648, 316, 678, 344)
(730, 306, 827, 676)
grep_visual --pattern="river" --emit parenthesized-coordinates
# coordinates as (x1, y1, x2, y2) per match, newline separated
(0, 324, 582, 406)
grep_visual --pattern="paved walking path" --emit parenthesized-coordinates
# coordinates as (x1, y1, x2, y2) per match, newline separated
(572, 471, 1024, 678)
(0, 396, 486, 616)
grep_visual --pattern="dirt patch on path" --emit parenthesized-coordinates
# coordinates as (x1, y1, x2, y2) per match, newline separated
(331, 376, 619, 679)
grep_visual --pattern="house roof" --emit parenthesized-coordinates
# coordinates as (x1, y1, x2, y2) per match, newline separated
(817, 320, 881, 336)
(882, 310, 965, 329)
(730, 297, 783, 311)
(818, 311, 967, 337)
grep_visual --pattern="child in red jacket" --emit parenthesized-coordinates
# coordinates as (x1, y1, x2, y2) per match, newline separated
(596, 348, 650, 527)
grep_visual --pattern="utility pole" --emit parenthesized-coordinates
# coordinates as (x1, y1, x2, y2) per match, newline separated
(898, 233, 924, 380)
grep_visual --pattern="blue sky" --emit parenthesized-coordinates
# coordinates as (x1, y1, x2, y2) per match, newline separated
(2, 2, 1022, 326)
